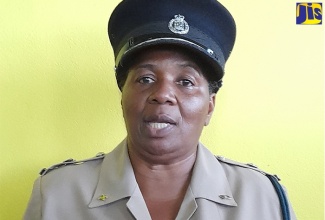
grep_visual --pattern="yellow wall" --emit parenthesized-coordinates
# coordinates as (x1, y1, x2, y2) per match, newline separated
(0, 1, 323, 219)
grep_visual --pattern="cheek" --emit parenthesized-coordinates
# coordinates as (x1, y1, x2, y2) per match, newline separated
(121, 89, 135, 121)
(180, 97, 210, 123)
(121, 88, 146, 123)
(121, 96, 138, 134)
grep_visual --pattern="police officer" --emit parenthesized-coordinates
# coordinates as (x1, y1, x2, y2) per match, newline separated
(24, 0, 296, 219)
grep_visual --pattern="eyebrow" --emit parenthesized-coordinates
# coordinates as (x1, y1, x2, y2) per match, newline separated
(132, 63, 155, 70)
(178, 62, 203, 77)
(131, 61, 203, 77)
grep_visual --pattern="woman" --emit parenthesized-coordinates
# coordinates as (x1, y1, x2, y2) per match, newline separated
(24, 0, 296, 219)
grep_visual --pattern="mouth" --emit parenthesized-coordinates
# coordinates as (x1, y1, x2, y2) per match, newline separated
(148, 122, 170, 129)
(144, 114, 177, 131)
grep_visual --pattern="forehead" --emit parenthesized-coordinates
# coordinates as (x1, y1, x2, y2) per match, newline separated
(129, 46, 204, 72)
(117, 45, 214, 91)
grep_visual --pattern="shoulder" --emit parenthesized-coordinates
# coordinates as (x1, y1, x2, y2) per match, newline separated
(215, 155, 281, 190)
(30, 153, 107, 208)
(216, 155, 277, 177)
(39, 152, 106, 179)
(213, 155, 295, 219)
(35, 152, 107, 197)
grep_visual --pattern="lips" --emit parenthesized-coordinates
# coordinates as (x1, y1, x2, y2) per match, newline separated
(143, 114, 177, 133)
(144, 114, 177, 125)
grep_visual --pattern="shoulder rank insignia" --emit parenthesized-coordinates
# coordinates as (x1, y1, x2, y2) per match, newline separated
(39, 152, 105, 176)
(216, 155, 281, 181)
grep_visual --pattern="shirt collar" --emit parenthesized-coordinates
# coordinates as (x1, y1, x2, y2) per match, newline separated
(88, 139, 137, 208)
(88, 140, 237, 208)
(190, 143, 237, 206)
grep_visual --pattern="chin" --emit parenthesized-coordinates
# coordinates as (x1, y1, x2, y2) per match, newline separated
(147, 141, 176, 155)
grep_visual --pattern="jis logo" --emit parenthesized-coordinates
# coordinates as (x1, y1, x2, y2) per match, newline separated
(296, 3, 322, 24)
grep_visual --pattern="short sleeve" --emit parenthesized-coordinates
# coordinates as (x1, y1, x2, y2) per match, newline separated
(23, 177, 42, 220)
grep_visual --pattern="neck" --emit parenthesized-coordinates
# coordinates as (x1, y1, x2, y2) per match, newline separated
(130, 149, 197, 178)
(128, 145, 197, 220)
(128, 147, 197, 200)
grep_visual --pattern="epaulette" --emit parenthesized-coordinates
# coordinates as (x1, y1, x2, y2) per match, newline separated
(216, 155, 281, 181)
(39, 152, 106, 176)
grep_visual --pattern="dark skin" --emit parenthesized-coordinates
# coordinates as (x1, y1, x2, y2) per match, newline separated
(121, 47, 216, 220)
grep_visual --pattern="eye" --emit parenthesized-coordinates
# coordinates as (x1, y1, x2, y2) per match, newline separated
(177, 79, 194, 87)
(137, 76, 155, 84)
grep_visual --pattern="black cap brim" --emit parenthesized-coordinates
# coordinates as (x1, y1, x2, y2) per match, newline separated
(116, 36, 224, 82)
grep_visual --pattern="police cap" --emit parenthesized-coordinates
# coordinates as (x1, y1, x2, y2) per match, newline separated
(108, 0, 236, 90)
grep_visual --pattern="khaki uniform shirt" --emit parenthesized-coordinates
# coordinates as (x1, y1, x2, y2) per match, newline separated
(24, 140, 296, 220)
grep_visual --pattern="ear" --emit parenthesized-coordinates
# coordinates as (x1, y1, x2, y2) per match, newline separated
(204, 93, 216, 126)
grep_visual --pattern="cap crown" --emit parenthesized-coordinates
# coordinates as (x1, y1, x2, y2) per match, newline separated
(108, 0, 236, 84)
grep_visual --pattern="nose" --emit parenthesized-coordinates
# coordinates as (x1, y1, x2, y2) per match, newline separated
(148, 80, 177, 105)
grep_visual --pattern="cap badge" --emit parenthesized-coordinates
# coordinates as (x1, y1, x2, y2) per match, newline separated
(168, 15, 189, 34)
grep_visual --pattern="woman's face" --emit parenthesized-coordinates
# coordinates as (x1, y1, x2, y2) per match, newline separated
(121, 47, 215, 163)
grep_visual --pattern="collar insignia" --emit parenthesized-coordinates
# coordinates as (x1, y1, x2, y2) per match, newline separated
(98, 194, 108, 201)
